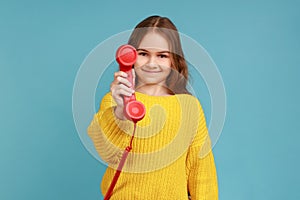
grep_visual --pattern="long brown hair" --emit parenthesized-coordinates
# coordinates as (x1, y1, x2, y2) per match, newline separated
(128, 15, 190, 94)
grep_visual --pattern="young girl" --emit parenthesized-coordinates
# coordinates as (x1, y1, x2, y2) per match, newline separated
(88, 15, 218, 199)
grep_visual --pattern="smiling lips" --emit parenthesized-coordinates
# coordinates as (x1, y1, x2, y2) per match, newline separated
(142, 69, 161, 73)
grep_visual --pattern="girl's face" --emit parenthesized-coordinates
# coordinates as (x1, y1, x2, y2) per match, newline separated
(134, 32, 172, 87)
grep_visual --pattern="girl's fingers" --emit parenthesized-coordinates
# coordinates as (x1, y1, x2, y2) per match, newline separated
(111, 79, 134, 94)
(111, 84, 134, 104)
(111, 70, 134, 107)
(113, 71, 132, 87)
(117, 84, 134, 95)
(116, 76, 132, 87)
(114, 71, 127, 79)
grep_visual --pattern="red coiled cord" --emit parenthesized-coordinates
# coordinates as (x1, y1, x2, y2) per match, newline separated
(104, 123, 137, 200)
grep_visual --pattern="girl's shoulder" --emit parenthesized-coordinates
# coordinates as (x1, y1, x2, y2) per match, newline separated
(175, 94, 206, 116)
(176, 93, 202, 105)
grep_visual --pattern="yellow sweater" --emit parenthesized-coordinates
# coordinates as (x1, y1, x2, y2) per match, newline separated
(87, 92, 218, 200)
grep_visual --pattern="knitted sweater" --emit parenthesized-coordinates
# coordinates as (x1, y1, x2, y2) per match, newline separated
(87, 92, 218, 200)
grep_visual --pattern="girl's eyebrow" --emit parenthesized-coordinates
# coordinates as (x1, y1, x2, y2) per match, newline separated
(137, 48, 170, 54)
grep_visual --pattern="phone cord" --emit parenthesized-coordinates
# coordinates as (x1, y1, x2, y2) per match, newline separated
(103, 122, 137, 200)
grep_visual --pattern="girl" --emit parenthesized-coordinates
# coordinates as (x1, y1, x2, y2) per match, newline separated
(88, 15, 218, 199)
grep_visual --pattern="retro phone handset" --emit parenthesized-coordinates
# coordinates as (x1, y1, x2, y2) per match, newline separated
(104, 45, 146, 200)
(115, 45, 146, 123)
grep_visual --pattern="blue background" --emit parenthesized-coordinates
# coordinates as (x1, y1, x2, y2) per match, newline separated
(1, 0, 299, 199)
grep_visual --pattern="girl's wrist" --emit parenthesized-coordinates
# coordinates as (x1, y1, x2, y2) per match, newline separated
(114, 106, 126, 120)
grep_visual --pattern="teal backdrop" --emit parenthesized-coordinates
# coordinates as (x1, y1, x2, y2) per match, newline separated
(0, 0, 299, 199)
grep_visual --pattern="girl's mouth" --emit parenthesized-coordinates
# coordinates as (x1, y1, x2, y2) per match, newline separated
(142, 69, 161, 73)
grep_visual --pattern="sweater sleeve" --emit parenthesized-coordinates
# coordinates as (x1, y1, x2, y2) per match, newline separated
(186, 99, 219, 200)
(87, 92, 134, 167)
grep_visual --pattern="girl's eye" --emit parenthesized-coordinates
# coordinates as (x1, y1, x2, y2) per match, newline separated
(138, 52, 147, 56)
(158, 54, 168, 58)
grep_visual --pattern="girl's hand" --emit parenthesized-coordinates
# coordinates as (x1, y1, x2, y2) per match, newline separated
(110, 70, 135, 120)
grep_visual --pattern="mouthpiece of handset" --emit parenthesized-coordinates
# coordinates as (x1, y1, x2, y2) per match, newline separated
(116, 45, 137, 70)
(125, 100, 146, 123)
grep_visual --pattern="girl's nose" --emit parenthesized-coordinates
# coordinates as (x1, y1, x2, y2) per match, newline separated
(147, 55, 157, 66)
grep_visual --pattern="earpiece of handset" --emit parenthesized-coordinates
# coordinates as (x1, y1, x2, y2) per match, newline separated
(116, 45, 146, 123)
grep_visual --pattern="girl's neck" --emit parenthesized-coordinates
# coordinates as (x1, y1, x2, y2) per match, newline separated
(135, 84, 174, 96)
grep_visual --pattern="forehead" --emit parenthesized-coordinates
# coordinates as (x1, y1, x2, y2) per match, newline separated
(138, 32, 170, 51)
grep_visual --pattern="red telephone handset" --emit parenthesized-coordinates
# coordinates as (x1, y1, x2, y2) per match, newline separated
(104, 45, 145, 200)
(116, 45, 145, 123)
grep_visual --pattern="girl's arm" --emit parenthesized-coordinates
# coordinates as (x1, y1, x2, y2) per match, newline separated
(87, 70, 135, 166)
(186, 100, 218, 200)
(87, 92, 133, 166)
